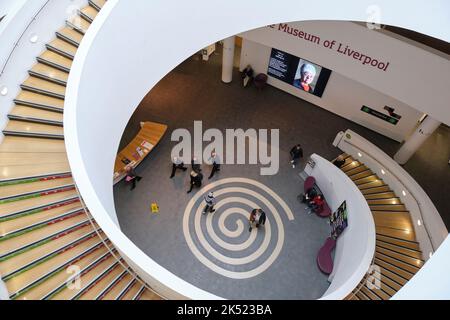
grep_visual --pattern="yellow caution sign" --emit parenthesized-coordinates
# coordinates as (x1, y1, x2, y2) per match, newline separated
(151, 203, 160, 214)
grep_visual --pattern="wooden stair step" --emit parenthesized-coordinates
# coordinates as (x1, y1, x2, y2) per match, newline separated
(372, 211, 414, 230)
(376, 246, 424, 268)
(345, 164, 369, 176)
(15, 245, 109, 300)
(14, 91, 64, 112)
(100, 273, 134, 300)
(29, 63, 68, 86)
(376, 227, 416, 242)
(21, 76, 66, 99)
(137, 288, 162, 300)
(377, 239, 423, 260)
(375, 262, 408, 286)
(358, 179, 386, 190)
(56, 27, 83, 47)
(8, 105, 64, 126)
(0, 214, 87, 261)
(361, 284, 390, 300)
(3, 120, 64, 139)
(364, 192, 397, 200)
(375, 252, 419, 275)
(0, 204, 83, 242)
(0, 152, 68, 167)
(0, 189, 78, 218)
(80, 5, 99, 22)
(369, 204, 407, 212)
(37, 50, 72, 73)
(0, 225, 96, 278)
(50, 255, 117, 300)
(66, 15, 91, 34)
(119, 280, 141, 300)
(6, 236, 102, 298)
(348, 169, 374, 181)
(0, 176, 73, 201)
(0, 162, 70, 184)
(354, 175, 380, 186)
(85, 268, 129, 300)
(46, 38, 77, 59)
(360, 185, 392, 195)
(0, 136, 66, 154)
(376, 236, 422, 253)
(367, 198, 402, 205)
(89, 0, 107, 11)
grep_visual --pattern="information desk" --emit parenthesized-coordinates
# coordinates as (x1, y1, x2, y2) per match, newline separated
(113, 121, 168, 185)
(304, 154, 375, 300)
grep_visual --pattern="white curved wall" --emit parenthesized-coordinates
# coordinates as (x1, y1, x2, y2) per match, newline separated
(65, 0, 450, 299)
(304, 154, 375, 300)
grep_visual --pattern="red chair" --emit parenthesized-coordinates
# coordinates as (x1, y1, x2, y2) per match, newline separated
(315, 200, 332, 218)
(304, 176, 316, 193)
(317, 237, 337, 275)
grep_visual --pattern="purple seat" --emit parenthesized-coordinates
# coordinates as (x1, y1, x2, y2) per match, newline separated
(304, 176, 316, 193)
(316, 200, 332, 218)
(317, 237, 336, 275)
(254, 73, 268, 90)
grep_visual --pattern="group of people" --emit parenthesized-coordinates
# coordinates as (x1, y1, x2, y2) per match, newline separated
(301, 187, 325, 214)
(170, 151, 222, 194)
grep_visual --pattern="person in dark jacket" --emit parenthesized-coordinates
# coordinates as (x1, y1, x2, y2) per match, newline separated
(170, 156, 187, 179)
(191, 157, 202, 173)
(290, 144, 304, 168)
(125, 166, 142, 191)
(208, 152, 221, 180)
(332, 155, 346, 168)
(187, 170, 203, 194)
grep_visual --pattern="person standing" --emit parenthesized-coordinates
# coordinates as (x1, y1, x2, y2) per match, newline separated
(249, 209, 266, 231)
(170, 156, 187, 179)
(208, 152, 221, 180)
(187, 170, 203, 194)
(125, 166, 142, 191)
(202, 192, 216, 214)
(191, 157, 202, 173)
(290, 144, 304, 168)
(332, 155, 346, 168)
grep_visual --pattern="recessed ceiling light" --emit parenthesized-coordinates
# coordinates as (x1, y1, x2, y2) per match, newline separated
(381, 169, 385, 175)
(429, 252, 433, 258)
(0, 86, 8, 96)
(358, 152, 362, 157)
(402, 190, 407, 196)
(417, 220, 422, 226)
(30, 33, 39, 43)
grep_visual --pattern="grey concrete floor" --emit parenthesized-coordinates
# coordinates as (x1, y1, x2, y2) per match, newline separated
(114, 44, 449, 300)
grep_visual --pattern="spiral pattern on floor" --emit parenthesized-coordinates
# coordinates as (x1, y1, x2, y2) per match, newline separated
(183, 178, 295, 279)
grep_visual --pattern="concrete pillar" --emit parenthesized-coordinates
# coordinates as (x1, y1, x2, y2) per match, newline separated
(221, 36, 235, 83)
(394, 115, 441, 165)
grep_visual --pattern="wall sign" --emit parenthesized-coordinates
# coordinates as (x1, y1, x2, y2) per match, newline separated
(361, 105, 400, 125)
(330, 201, 348, 239)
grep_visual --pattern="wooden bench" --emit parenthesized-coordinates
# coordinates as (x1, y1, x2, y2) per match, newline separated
(113, 121, 168, 184)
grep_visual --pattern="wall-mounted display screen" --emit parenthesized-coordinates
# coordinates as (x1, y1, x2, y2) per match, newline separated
(267, 48, 332, 98)
(330, 201, 348, 239)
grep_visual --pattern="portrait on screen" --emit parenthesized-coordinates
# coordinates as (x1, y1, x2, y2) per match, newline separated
(293, 60, 323, 94)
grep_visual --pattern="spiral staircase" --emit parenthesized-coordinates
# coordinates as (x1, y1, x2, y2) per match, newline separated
(0, 0, 161, 300)
(336, 154, 425, 300)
